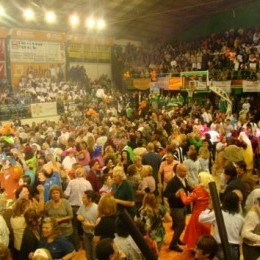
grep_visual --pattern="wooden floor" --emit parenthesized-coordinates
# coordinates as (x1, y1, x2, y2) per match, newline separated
(158, 222, 195, 260)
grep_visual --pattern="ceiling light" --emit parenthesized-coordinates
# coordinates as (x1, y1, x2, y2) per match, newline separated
(97, 19, 106, 30)
(45, 11, 56, 24)
(23, 8, 35, 21)
(69, 15, 80, 27)
(0, 5, 5, 16)
(86, 17, 95, 29)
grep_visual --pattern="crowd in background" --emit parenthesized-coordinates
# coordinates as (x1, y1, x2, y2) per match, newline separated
(113, 27, 260, 81)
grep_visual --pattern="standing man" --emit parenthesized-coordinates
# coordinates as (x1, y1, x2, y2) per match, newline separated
(163, 164, 192, 252)
(142, 142, 162, 194)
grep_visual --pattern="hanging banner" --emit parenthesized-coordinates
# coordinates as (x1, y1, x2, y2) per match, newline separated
(157, 77, 169, 89)
(211, 80, 231, 93)
(10, 39, 65, 63)
(31, 102, 57, 118)
(132, 78, 151, 90)
(168, 77, 181, 90)
(11, 29, 66, 42)
(243, 80, 260, 92)
(150, 82, 160, 94)
(67, 43, 111, 62)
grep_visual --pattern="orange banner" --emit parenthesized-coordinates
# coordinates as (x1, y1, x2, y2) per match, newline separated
(133, 78, 151, 90)
(168, 77, 181, 90)
(11, 29, 66, 42)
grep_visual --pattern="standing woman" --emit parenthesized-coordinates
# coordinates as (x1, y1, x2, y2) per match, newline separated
(77, 190, 98, 260)
(139, 192, 171, 250)
(20, 208, 41, 260)
(94, 194, 117, 243)
(44, 185, 74, 247)
(10, 198, 30, 259)
(183, 150, 201, 187)
(177, 171, 214, 249)
(121, 150, 133, 174)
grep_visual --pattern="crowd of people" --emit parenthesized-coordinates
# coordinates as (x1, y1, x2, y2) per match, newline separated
(114, 27, 260, 81)
(0, 26, 259, 260)
(0, 79, 259, 259)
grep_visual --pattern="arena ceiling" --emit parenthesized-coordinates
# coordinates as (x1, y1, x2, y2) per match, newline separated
(1, 0, 259, 41)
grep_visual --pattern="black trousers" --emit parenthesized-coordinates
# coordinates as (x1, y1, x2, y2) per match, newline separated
(170, 207, 186, 246)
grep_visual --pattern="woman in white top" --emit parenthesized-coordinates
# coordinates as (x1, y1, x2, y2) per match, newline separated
(241, 197, 260, 260)
(199, 192, 244, 260)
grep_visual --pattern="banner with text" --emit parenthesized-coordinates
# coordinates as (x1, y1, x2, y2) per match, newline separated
(31, 102, 57, 118)
(67, 43, 111, 63)
(211, 80, 231, 93)
(10, 39, 65, 63)
(243, 80, 260, 92)
(11, 29, 66, 42)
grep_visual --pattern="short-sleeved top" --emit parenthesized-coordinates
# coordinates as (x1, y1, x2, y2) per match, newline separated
(39, 236, 74, 259)
(77, 203, 98, 234)
(94, 215, 116, 240)
(44, 199, 73, 237)
(112, 180, 136, 216)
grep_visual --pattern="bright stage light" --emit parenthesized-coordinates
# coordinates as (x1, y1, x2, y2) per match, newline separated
(86, 17, 95, 29)
(97, 19, 106, 30)
(23, 8, 35, 21)
(45, 11, 56, 24)
(69, 15, 80, 27)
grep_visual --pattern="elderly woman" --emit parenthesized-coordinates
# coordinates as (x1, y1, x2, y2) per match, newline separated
(112, 166, 136, 217)
(177, 171, 214, 249)
(39, 217, 75, 260)
(44, 185, 74, 247)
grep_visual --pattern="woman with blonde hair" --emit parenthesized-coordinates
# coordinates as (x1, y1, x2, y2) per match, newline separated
(139, 192, 171, 250)
(177, 171, 214, 249)
(94, 195, 117, 244)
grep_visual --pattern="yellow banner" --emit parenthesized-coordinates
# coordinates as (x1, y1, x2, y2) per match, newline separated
(133, 78, 151, 90)
(67, 43, 111, 62)
(67, 34, 113, 45)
